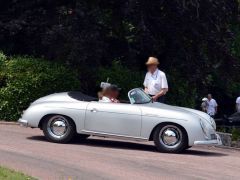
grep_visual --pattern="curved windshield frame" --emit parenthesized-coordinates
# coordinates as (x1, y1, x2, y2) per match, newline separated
(128, 88, 152, 104)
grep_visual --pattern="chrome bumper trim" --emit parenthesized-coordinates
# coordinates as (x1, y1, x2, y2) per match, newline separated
(18, 119, 28, 127)
(194, 134, 222, 146)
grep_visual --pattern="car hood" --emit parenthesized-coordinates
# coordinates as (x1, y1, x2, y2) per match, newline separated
(141, 102, 215, 127)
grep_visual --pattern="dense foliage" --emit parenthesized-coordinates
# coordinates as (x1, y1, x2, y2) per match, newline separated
(97, 61, 145, 98)
(0, 52, 80, 120)
(0, 0, 240, 115)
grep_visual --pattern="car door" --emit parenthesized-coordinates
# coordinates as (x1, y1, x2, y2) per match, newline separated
(84, 102, 142, 137)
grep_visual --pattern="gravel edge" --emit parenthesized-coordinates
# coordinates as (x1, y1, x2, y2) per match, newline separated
(0, 121, 19, 125)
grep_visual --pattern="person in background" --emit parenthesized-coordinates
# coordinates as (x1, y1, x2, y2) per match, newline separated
(143, 57, 168, 103)
(236, 96, 240, 112)
(201, 97, 208, 113)
(206, 94, 218, 118)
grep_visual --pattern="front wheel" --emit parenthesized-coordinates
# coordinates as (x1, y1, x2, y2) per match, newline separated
(42, 115, 76, 143)
(153, 124, 188, 153)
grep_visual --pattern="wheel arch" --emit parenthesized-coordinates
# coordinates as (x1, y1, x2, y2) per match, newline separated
(38, 114, 76, 131)
(148, 122, 189, 143)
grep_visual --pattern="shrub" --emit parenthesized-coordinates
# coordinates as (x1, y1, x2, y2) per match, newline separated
(0, 53, 80, 120)
(166, 70, 197, 108)
(232, 128, 240, 141)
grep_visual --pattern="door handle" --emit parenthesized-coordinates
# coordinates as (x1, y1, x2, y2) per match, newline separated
(90, 108, 97, 113)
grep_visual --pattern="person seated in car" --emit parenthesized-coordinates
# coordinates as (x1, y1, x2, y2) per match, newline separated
(99, 85, 120, 103)
(110, 85, 121, 103)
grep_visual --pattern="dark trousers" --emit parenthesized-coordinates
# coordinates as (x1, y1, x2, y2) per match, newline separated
(149, 95, 165, 103)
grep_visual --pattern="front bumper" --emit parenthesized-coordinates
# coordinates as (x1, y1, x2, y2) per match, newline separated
(194, 133, 222, 146)
(18, 119, 28, 127)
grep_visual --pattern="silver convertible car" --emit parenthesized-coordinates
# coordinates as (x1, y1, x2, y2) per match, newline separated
(19, 88, 222, 153)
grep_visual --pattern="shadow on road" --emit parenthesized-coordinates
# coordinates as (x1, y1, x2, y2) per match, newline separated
(27, 135, 227, 157)
(182, 149, 227, 157)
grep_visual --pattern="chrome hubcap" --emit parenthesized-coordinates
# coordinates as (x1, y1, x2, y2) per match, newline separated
(159, 125, 182, 149)
(47, 116, 68, 139)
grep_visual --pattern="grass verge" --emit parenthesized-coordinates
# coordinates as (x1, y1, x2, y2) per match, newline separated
(0, 166, 36, 180)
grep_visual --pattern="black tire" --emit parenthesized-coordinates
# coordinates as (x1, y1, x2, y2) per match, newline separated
(42, 115, 76, 143)
(153, 124, 188, 153)
(184, 146, 192, 150)
(77, 134, 90, 140)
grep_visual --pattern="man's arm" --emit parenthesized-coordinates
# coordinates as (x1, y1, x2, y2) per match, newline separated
(144, 87, 148, 93)
(153, 88, 168, 101)
(143, 73, 148, 93)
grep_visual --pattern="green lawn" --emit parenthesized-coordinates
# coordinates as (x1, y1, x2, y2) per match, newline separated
(0, 166, 36, 180)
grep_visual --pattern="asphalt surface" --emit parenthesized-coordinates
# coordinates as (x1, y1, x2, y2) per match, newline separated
(0, 124, 240, 180)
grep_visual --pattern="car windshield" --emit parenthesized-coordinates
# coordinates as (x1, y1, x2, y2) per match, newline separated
(128, 88, 152, 104)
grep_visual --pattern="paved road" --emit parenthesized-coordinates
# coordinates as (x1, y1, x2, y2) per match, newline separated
(0, 124, 239, 180)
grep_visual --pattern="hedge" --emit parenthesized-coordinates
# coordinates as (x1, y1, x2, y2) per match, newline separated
(0, 52, 80, 120)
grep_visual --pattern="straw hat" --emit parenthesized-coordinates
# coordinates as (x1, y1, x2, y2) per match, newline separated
(146, 57, 159, 65)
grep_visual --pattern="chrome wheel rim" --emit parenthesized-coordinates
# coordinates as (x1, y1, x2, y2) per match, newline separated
(159, 125, 182, 149)
(47, 115, 69, 139)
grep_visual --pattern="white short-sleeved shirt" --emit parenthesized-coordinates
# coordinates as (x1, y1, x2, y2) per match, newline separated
(143, 69, 168, 95)
(207, 99, 218, 116)
(99, 96, 111, 103)
(236, 97, 240, 112)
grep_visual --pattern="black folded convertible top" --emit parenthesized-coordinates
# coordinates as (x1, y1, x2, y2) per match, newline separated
(68, 91, 98, 102)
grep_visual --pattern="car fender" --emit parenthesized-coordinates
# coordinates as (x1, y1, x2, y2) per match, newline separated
(21, 101, 89, 133)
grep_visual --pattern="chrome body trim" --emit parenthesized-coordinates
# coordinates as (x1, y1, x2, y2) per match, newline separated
(80, 130, 148, 141)
(18, 119, 28, 127)
(194, 133, 222, 145)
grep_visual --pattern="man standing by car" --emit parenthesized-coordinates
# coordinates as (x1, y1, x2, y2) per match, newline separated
(236, 96, 240, 112)
(206, 94, 218, 118)
(143, 57, 168, 103)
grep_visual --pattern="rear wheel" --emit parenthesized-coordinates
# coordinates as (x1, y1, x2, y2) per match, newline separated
(153, 124, 188, 153)
(42, 115, 76, 143)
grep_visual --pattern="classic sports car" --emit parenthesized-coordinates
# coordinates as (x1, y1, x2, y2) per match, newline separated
(19, 88, 222, 153)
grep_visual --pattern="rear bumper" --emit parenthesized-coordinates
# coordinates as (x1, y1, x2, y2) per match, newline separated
(18, 119, 28, 127)
(194, 133, 222, 146)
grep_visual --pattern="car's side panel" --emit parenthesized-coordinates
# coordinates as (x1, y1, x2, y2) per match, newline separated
(141, 115, 204, 145)
(140, 106, 205, 146)
(85, 102, 142, 137)
(22, 101, 89, 133)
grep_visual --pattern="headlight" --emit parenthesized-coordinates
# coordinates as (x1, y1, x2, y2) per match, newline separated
(210, 117, 216, 130)
(200, 119, 209, 139)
